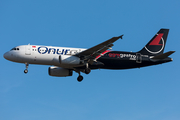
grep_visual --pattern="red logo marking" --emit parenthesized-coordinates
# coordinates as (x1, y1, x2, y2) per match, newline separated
(96, 50, 111, 59)
(109, 53, 120, 58)
(149, 33, 163, 46)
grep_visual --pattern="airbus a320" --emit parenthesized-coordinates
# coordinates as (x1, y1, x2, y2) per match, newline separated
(4, 29, 175, 82)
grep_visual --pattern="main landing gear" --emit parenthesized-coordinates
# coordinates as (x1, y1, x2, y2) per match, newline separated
(84, 63, 91, 74)
(76, 70, 84, 82)
(85, 68, 91, 74)
(76, 63, 91, 82)
(24, 63, 29, 74)
(77, 74, 83, 82)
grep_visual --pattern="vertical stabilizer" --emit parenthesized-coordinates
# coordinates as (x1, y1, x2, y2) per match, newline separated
(138, 29, 169, 56)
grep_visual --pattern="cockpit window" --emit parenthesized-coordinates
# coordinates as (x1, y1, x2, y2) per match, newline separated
(11, 48, 16, 51)
(10, 48, 19, 51)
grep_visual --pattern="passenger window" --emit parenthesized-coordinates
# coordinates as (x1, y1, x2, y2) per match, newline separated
(17, 48, 19, 50)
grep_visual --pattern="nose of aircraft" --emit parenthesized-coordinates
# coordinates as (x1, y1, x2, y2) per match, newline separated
(3, 52, 10, 60)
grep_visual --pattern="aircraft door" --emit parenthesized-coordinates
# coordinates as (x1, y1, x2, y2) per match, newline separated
(136, 53, 142, 63)
(25, 45, 31, 55)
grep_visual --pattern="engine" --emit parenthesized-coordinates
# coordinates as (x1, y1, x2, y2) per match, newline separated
(53, 55, 80, 65)
(48, 66, 73, 77)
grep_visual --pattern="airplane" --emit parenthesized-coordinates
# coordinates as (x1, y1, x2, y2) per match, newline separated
(3, 29, 175, 82)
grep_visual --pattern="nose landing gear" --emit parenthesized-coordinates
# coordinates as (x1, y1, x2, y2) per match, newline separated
(24, 69, 28, 73)
(24, 63, 29, 74)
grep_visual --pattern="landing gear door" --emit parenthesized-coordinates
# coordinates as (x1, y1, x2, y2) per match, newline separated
(25, 45, 31, 55)
(136, 53, 142, 63)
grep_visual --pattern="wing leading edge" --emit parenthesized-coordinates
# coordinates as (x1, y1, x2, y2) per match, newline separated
(76, 35, 123, 63)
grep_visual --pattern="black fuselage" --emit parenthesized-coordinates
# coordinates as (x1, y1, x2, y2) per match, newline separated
(91, 51, 172, 70)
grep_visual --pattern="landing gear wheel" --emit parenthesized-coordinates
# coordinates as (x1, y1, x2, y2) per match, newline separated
(85, 68, 91, 74)
(24, 63, 29, 74)
(24, 69, 28, 74)
(77, 75, 83, 82)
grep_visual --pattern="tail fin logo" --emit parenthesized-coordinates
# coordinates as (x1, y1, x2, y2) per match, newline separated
(149, 33, 163, 46)
(145, 33, 164, 54)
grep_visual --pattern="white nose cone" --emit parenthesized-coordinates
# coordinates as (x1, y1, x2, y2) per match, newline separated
(3, 52, 8, 59)
(3, 52, 10, 60)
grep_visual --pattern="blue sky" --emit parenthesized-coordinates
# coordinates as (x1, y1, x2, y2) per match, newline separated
(0, 0, 180, 120)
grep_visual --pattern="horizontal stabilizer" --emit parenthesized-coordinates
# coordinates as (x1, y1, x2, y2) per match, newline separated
(151, 51, 175, 60)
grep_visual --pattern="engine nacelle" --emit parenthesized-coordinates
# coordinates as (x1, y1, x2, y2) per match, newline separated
(48, 66, 73, 77)
(60, 55, 80, 65)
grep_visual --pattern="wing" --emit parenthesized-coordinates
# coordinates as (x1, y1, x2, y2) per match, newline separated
(75, 35, 123, 64)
